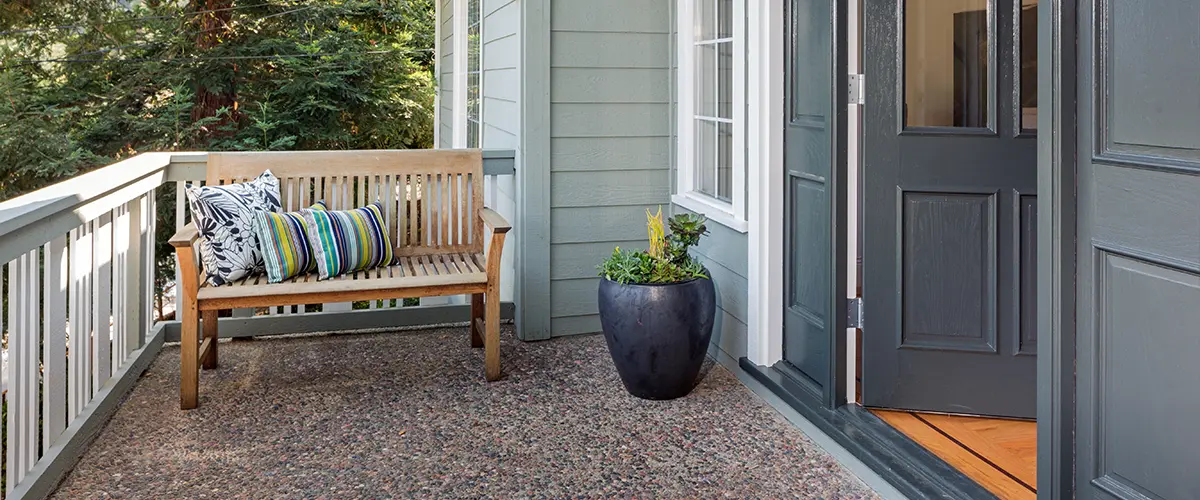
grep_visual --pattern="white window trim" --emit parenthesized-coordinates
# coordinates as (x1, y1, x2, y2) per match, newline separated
(452, 0, 483, 149)
(675, 0, 747, 233)
(464, 0, 483, 148)
(433, 0, 441, 147)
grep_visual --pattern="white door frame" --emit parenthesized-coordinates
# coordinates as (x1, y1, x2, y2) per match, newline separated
(845, 0, 862, 406)
(745, 0, 785, 367)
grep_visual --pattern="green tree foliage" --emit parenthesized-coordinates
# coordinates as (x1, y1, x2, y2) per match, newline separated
(0, 0, 435, 313)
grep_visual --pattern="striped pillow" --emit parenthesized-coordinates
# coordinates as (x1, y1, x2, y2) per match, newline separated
(302, 201, 394, 280)
(253, 202, 326, 283)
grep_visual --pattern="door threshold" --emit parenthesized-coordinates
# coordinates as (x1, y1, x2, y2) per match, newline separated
(872, 410, 1036, 499)
(739, 358, 995, 499)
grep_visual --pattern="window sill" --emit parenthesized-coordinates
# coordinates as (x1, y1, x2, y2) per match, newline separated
(671, 193, 749, 233)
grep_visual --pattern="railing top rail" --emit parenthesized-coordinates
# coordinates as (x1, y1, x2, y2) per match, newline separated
(0, 149, 515, 264)
(163, 149, 516, 182)
(0, 152, 203, 264)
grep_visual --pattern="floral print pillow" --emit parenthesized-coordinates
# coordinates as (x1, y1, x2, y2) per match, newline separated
(185, 170, 282, 286)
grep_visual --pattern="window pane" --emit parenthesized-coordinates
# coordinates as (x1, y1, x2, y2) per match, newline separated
(468, 30, 480, 71)
(696, 44, 717, 117)
(468, 0, 481, 26)
(468, 120, 480, 148)
(717, 122, 732, 201)
(719, 41, 732, 120)
(904, 0, 990, 128)
(718, 0, 733, 38)
(1020, 0, 1037, 130)
(468, 73, 480, 117)
(696, 0, 716, 39)
(696, 119, 717, 197)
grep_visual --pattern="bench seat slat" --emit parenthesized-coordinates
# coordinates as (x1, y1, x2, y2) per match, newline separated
(197, 254, 488, 303)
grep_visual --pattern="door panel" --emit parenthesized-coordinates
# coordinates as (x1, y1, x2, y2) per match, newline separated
(783, 0, 836, 394)
(1076, 1, 1200, 498)
(863, 0, 1037, 418)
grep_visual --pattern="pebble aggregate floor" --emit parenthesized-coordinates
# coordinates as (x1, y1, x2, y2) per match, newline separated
(52, 325, 879, 499)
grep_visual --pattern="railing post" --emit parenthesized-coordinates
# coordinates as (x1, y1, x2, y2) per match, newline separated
(175, 181, 186, 319)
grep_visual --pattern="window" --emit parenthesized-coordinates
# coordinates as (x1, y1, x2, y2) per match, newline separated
(904, 0, 991, 128)
(676, 0, 746, 231)
(466, 0, 482, 147)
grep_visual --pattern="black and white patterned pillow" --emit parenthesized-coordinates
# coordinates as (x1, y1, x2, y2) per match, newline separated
(185, 170, 282, 286)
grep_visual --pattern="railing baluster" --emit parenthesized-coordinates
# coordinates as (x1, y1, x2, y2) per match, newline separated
(125, 196, 145, 355)
(7, 250, 41, 490)
(145, 192, 156, 341)
(69, 224, 93, 418)
(43, 236, 69, 452)
(113, 206, 126, 370)
(93, 213, 113, 395)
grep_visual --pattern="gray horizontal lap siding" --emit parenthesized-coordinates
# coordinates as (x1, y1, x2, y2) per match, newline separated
(483, 0, 520, 147)
(547, 0, 673, 337)
(685, 211, 750, 360)
(482, 0, 521, 303)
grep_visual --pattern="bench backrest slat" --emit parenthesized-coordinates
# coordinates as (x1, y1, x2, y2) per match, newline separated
(207, 150, 484, 255)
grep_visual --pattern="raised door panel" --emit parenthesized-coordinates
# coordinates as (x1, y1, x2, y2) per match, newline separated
(1076, 1, 1200, 498)
(783, 0, 836, 393)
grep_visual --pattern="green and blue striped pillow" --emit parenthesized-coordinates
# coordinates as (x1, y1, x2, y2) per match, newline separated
(301, 201, 394, 280)
(253, 202, 326, 283)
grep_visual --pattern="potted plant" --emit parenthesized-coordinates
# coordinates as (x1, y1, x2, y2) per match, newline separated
(596, 208, 715, 400)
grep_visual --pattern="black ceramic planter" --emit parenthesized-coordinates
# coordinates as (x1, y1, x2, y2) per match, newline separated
(597, 276, 716, 400)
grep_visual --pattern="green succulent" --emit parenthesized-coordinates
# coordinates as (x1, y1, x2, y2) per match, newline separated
(598, 211, 709, 285)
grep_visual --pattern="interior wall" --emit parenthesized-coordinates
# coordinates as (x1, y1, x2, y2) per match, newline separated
(903, 0, 985, 127)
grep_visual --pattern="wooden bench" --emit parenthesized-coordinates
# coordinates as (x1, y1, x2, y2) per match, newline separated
(169, 150, 510, 409)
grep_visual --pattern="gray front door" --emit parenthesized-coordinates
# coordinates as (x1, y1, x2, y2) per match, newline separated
(1075, 1, 1200, 498)
(782, 0, 841, 399)
(862, 0, 1039, 418)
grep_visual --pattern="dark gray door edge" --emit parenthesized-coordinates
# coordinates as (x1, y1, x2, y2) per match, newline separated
(739, 358, 998, 500)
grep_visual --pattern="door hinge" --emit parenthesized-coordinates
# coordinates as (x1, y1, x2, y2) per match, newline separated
(847, 297, 864, 329)
(848, 74, 865, 105)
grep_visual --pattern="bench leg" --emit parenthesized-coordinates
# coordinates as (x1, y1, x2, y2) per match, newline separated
(485, 288, 501, 381)
(202, 310, 218, 369)
(181, 301, 200, 410)
(470, 293, 485, 348)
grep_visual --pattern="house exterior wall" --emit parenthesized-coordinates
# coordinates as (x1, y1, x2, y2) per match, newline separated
(668, 0, 751, 360)
(682, 212, 751, 360)
(481, 0, 521, 302)
(438, 0, 455, 148)
(546, 0, 674, 337)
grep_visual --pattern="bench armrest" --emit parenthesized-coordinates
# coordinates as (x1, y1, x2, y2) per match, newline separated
(170, 222, 201, 248)
(480, 207, 511, 234)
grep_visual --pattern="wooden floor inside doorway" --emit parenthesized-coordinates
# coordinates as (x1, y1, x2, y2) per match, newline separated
(871, 410, 1036, 499)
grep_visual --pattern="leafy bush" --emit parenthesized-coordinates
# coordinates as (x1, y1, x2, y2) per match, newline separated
(598, 208, 709, 285)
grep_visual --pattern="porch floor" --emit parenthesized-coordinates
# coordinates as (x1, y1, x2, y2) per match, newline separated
(52, 326, 878, 498)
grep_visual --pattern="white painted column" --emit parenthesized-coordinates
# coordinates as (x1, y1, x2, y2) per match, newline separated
(745, 0, 786, 366)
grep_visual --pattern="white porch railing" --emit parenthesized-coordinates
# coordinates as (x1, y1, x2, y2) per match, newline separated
(0, 150, 516, 499)
(0, 153, 172, 498)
